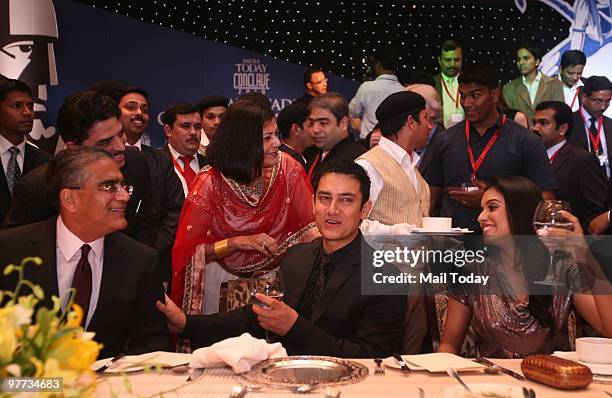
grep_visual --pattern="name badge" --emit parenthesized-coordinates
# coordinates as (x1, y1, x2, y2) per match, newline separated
(598, 154, 608, 166)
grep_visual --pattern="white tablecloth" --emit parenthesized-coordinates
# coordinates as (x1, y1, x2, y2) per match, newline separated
(95, 358, 611, 397)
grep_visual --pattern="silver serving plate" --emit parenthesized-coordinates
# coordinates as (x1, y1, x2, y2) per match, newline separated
(242, 356, 368, 388)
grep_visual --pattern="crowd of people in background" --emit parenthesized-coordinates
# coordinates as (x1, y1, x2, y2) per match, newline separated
(1, 38, 611, 359)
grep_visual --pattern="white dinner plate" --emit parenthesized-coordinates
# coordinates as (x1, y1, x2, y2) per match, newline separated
(444, 383, 525, 398)
(553, 351, 612, 375)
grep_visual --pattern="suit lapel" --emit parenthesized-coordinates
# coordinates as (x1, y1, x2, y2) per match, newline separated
(534, 76, 549, 105)
(551, 142, 571, 174)
(282, 246, 318, 309)
(88, 233, 126, 329)
(604, 117, 612, 172)
(515, 80, 532, 108)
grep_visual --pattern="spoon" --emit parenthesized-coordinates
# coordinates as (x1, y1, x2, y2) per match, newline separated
(483, 363, 502, 374)
(446, 367, 472, 393)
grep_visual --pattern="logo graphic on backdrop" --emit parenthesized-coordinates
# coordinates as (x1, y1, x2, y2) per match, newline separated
(0, 0, 59, 147)
(515, 0, 612, 79)
(233, 58, 270, 95)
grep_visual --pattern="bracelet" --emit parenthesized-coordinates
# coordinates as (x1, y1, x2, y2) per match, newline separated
(214, 239, 229, 258)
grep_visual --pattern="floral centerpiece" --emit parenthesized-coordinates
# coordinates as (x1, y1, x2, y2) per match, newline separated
(0, 257, 101, 397)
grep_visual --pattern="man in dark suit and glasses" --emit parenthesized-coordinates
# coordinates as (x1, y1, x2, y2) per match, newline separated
(532, 101, 608, 231)
(156, 160, 407, 357)
(0, 78, 50, 224)
(0, 147, 172, 358)
(3, 91, 158, 250)
(569, 75, 612, 181)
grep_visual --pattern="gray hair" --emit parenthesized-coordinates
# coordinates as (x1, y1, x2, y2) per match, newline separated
(406, 84, 442, 125)
(47, 147, 114, 208)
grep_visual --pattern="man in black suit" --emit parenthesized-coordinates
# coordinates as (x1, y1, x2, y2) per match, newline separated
(306, 93, 366, 181)
(3, 91, 158, 249)
(195, 95, 229, 156)
(569, 76, 612, 181)
(532, 101, 608, 230)
(0, 79, 50, 224)
(0, 147, 171, 358)
(161, 103, 208, 197)
(110, 85, 184, 285)
(157, 161, 407, 357)
(277, 101, 313, 170)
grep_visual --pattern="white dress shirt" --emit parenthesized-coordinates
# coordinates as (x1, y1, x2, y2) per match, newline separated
(546, 140, 566, 160)
(168, 144, 201, 197)
(522, 71, 542, 105)
(126, 136, 143, 150)
(355, 136, 420, 208)
(349, 74, 406, 139)
(440, 72, 464, 128)
(0, 134, 25, 177)
(580, 107, 610, 177)
(56, 216, 105, 329)
(561, 79, 583, 112)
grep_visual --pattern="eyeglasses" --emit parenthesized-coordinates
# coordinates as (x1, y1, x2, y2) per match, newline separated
(67, 182, 134, 196)
(311, 78, 328, 85)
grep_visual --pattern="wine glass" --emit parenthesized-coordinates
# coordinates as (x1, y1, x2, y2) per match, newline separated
(533, 200, 572, 285)
(250, 269, 285, 342)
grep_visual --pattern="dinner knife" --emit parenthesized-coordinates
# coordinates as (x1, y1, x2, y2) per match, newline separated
(476, 357, 525, 381)
(392, 353, 410, 372)
(95, 353, 126, 373)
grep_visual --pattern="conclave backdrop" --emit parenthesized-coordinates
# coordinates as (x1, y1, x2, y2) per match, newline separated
(0, 0, 359, 147)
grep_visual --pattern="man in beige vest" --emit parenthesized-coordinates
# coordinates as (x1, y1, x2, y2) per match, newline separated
(356, 91, 433, 354)
(356, 91, 432, 227)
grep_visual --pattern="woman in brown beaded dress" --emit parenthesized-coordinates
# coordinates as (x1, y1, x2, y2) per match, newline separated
(170, 99, 318, 319)
(439, 175, 612, 358)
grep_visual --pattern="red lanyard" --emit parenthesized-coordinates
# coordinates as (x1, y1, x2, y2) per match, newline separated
(579, 112, 603, 153)
(570, 86, 581, 109)
(441, 77, 460, 108)
(307, 152, 321, 178)
(465, 116, 506, 178)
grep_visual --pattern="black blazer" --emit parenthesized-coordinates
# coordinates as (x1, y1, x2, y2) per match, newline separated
(552, 142, 609, 230)
(280, 143, 307, 170)
(0, 218, 172, 358)
(307, 136, 366, 181)
(1, 142, 50, 224)
(183, 237, 406, 358)
(140, 145, 184, 282)
(569, 112, 612, 179)
(2, 148, 158, 248)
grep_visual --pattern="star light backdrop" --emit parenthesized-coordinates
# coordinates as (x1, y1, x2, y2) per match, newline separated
(75, 0, 570, 83)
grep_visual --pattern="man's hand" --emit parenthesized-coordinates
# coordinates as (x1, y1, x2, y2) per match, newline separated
(251, 293, 298, 336)
(589, 211, 610, 235)
(156, 294, 186, 334)
(447, 177, 487, 209)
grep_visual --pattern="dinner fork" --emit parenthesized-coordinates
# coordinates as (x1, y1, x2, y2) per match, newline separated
(373, 358, 385, 375)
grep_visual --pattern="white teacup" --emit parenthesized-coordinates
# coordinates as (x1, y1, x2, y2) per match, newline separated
(422, 217, 452, 231)
(576, 337, 612, 364)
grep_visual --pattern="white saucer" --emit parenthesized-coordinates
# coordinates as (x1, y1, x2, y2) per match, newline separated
(553, 351, 612, 375)
(444, 383, 524, 398)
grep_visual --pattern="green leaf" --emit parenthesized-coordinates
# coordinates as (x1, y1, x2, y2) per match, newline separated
(123, 376, 133, 394)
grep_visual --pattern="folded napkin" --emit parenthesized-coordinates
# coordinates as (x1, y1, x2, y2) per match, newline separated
(190, 333, 287, 373)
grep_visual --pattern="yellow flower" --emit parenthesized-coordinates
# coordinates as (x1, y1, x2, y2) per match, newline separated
(47, 330, 101, 371)
(66, 304, 84, 328)
(0, 303, 33, 328)
(0, 316, 17, 364)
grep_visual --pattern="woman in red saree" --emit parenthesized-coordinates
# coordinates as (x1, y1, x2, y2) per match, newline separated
(171, 99, 317, 317)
